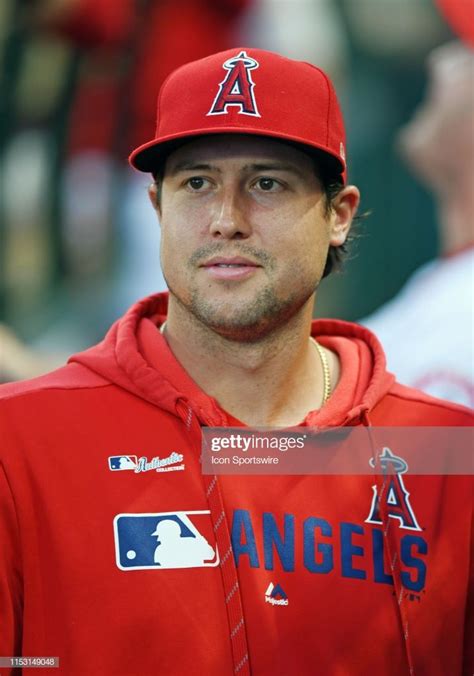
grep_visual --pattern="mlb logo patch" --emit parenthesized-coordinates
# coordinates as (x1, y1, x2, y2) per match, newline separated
(108, 455, 138, 471)
(113, 511, 219, 571)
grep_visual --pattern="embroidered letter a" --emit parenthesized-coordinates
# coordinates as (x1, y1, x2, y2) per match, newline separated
(366, 448, 422, 531)
(207, 51, 260, 117)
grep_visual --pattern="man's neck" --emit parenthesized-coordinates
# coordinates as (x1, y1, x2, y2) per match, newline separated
(438, 180, 474, 256)
(162, 298, 333, 426)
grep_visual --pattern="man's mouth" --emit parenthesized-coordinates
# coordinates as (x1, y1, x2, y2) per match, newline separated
(202, 257, 261, 268)
(214, 264, 249, 268)
(200, 257, 262, 279)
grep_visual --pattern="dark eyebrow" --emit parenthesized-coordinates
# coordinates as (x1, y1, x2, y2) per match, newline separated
(167, 162, 221, 176)
(167, 161, 305, 177)
(242, 163, 305, 177)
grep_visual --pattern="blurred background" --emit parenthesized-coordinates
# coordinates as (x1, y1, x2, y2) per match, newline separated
(0, 0, 472, 387)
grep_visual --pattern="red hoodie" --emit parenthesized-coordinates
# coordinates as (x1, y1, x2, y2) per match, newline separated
(0, 293, 472, 676)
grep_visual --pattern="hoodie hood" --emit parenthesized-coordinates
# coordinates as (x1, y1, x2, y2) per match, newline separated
(70, 293, 395, 427)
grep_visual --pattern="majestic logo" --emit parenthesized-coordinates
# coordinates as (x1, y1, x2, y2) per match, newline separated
(207, 50, 260, 117)
(108, 452, 185, 474)
(365, 448, 422, 531)
(113, 511, 219, 570)
(265, 582, 289, 606)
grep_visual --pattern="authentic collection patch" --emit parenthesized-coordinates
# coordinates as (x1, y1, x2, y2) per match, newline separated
(108, 452, 185, 474)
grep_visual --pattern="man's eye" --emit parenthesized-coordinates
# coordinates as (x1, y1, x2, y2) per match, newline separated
(255, 177, 281, 192)
(186, 177, 208, 190)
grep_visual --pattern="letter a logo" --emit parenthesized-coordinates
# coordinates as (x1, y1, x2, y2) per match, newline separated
(207, 51, 261, 118)
(365, 448, 422, 531)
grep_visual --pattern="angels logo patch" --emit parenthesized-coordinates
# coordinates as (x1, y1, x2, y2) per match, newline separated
(207, 50, 260, 117)
(113, 511, 219, 570)
(365, 448, 422, 531)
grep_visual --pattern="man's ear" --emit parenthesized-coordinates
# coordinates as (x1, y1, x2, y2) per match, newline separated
(148, 182, 161, 217)
(328, 185, 360, 247)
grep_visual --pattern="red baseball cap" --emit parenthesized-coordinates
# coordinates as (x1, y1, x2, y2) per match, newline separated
(129, 47, 347, 182)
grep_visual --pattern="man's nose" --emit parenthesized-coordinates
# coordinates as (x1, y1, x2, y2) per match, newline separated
(209, 187, 251, 239)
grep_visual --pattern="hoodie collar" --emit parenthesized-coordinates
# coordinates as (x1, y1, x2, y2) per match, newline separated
(70, 293, 395, 427)
(311, 319, 395, 426)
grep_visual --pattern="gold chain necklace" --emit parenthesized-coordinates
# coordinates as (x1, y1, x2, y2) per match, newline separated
(311, 338, 331, 405)
(159, 322, 331, 405)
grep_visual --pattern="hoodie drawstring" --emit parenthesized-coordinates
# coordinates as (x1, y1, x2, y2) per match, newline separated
(178, 401, 251, 676)
(177, 396, 417, 676)
(361, 410, 416, 676)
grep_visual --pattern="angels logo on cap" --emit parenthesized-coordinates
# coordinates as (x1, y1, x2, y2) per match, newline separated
(129, 47, 347, 182)
(207, 50, 260, 118)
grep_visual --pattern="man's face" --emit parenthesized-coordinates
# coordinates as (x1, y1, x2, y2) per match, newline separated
(154, 135, 351, 340)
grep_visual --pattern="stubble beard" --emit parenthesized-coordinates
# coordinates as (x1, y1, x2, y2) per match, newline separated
(166, 268, 319, 343)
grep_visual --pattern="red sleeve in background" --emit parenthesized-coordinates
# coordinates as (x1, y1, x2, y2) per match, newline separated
(435, 0, 474, 47)
(128, 0, 252, 150)
(48, 0, 135, 47)
(51, 0, 252, 156)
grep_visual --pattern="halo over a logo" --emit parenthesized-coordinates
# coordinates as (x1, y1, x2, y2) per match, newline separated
(366, 448, 421, 531)
(207, 50, 261, 118)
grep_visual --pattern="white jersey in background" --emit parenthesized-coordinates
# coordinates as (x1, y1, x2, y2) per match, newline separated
(361, 247, 474, 408)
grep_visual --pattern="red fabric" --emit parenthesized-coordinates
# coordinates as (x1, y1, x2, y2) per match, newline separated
(0, 293, 472, 675)
(435, 0, 474, 47)
(66, 79, 121, 155)
(51, 0, 250, 155)
(138, 319, 378, 427)
(128, 0, 252, 151)
(130, 47, 347, 181)
(47, 0, 134, 47)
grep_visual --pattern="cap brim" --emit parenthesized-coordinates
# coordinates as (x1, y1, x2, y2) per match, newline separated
(129, 128, 345, 180)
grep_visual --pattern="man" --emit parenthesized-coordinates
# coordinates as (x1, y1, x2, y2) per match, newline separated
(362, 41, 474, 407)
(0, 48, 472, 675)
